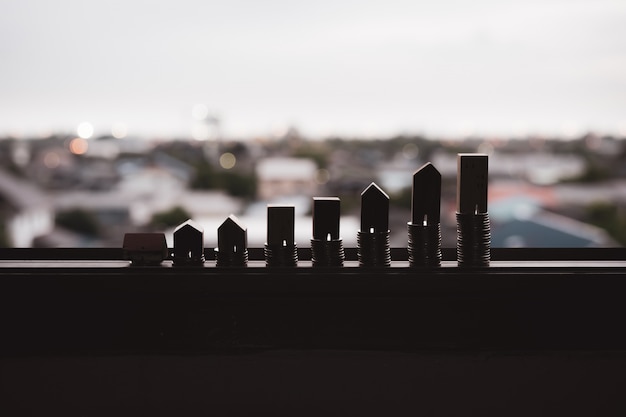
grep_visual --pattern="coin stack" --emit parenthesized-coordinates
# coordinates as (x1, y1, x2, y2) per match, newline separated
(407, 222, 441, 267)
(216, 249, 249, 267)
(357, 230, 391, 267)
(456, 212, 490, 267)
(311, 239, 345, 267)
(215, 215, 248, 267)
(264, 243, 298, 267)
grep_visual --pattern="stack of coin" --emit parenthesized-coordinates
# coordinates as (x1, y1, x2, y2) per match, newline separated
(456, 212, 491, 267)
(357, 230, 391, 267)
(407, 222, 442, 267)
(264, 243, 298, 267)
(311, 238, 345, 267)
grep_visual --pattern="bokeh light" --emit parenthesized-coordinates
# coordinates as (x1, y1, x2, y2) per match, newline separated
(69, 137, 89, 155)
(219, 152, 236, 169)
(315, 168, 331, 184)
(402, 143, 419, 159)
(43, 152, 60, 169)
(191, 124, 211, 141)
(111, 123, 127, 139)
(77, 122, 94, 139)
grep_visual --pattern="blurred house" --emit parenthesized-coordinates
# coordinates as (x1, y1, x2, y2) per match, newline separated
(377, 155, 420, 194)
(56, 175, 240, 229)
(30, 146, 78, 189)
(116, 165, 187, 199)
(116, 151, 193, 195)
(256, 157, 318, 200)
(87, 136, 153, 159)
(0, 169, 53, 247)
(491, 209, 615, 247)
(553, 180, 626, 207)
(325, 149, 375, 195)
(489, 189, 615, 247)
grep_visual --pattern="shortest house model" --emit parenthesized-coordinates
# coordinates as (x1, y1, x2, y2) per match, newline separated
(122, 233, 168, 266)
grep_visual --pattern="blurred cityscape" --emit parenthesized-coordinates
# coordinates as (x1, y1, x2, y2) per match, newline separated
(1, 129, 625, 248)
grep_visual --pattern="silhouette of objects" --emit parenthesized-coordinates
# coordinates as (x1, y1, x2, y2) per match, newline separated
(408, 163, 442, 267)
(265, 205, 297, 267)
(215, 214, 248, 267)
(173, 219, 205, 266)
(456, 153, 490, 267)
(123, 233, 168, 266)
(311, 197, 344, 267)
(357, 182, 391, 267)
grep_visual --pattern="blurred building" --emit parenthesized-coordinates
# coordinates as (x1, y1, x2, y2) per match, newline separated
(377, 155, 420, 194)
(491, 209, 615, 247)
(489, 188, 615, 247)
(0, 170, 53, 247)
(256, 157, 318, 200)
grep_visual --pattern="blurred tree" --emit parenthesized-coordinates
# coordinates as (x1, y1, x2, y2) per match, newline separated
(190, 161, 218, 189)
(292, 146, 329, 169)
(150, 206, 191, 229)
(389, 186, 412, 211)
(585, 202, 626, 246)
(190, 160, 256, 199)
(566, 159, 613, 183)
(0, 218, 9, 247)
(56, 209, 100, 237)
(219, 171, 257, 198)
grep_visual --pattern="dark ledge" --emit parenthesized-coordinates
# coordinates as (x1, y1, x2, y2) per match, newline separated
(0, 248, 625, 355)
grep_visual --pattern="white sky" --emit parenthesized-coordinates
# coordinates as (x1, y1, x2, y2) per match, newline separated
(1, 0, 626, 139)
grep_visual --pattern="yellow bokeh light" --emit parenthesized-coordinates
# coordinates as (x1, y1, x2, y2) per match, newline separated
(219, 152, 236, 169)
(315, 168, 331, 184)
(69, 137, 89, 155)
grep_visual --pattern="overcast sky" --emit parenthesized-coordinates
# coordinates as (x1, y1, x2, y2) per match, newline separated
(1, 0, 626, 139)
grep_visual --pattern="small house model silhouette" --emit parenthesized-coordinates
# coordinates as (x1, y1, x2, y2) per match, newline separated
(411, 162, 441, 226)
(123, 233, 168, 265)
(215, 214, 248, 267)
(173, 219, 204, 265)
(360, 182, 389, 234)
(217, 215, 247, 255)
